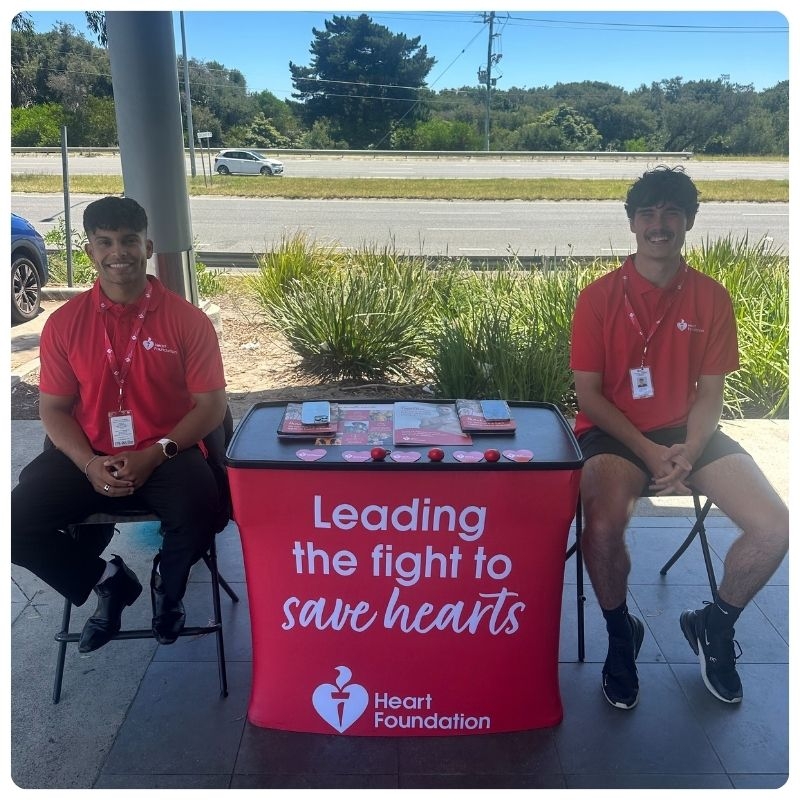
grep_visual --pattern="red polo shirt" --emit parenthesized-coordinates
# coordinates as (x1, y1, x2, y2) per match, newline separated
(40, 276, 226, 454)
(570, 257, 739, 438)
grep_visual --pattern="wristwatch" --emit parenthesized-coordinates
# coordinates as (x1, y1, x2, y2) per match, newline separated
(157, 438, 179, 459)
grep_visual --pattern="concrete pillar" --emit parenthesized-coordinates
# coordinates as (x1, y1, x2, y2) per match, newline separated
(105, 11, 198, 304)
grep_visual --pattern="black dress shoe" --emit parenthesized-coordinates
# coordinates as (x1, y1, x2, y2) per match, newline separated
(150, 558, 186, 645)
(79, 555, 142, 653)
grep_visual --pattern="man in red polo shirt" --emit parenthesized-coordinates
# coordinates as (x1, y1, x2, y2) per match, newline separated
(570, 166, 787, 709)
(11, 196, 228, 651)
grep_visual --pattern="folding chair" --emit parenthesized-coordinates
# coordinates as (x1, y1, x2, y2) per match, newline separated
(568, 489, 718, 662)
(52, 510, 239, 703)
(49, 406, 240, 703)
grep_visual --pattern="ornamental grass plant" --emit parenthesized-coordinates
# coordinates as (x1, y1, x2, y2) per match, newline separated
(248, 235, 787, 418)
(250, 238, 437, 381)
(691, 235, 789, 417)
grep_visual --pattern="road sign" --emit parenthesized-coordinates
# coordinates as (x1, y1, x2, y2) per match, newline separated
(197, 131, 212, 140)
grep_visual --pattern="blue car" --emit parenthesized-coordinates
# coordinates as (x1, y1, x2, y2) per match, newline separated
(11, 213, 49, 324)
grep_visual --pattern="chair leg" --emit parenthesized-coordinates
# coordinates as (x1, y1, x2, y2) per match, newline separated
(202, 551, 240, 603)
(205, 539, 229, 697)
(565, 497, 586, 662)
(52, 595, 73, 704)
(575, 500, 585, 662)
(659, 494, 713, 575)
(659, 493, 719, 601)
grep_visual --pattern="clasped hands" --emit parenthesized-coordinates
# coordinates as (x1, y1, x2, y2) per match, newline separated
(85, 449, 160, 496)
(647, 442, 694, 496)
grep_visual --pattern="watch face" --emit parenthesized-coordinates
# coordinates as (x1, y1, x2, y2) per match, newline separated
(163, 439, 178, 457)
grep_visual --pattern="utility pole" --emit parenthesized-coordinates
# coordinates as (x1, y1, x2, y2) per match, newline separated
(180, 12, 196, 177)
(477, 11, 502, 151)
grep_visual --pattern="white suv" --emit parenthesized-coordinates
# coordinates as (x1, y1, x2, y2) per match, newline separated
(213, 149, 284, 176)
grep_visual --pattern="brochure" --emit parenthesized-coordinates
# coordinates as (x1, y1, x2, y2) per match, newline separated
(392, 402, 473, 446)
(455, 399, 517, 434)
(277, 402, 339, 438)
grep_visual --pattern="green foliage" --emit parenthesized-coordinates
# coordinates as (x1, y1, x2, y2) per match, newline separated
(11, 104, 65, 146)
(396, 118, 482, 151)
(12, 21, 789, 154)
(289, 13, 436, 149)
(195, 260, 227, 298)
(43, 220, 96, 285)
(427, 260, 603, 409)
(690, 235, 789, 417)
(249, 238, 436, 381)
(241, 237, 787, 418)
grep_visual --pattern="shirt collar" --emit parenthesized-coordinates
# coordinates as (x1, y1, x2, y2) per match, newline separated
(92, 275, 164, 313)
(623, 256, 688, 295)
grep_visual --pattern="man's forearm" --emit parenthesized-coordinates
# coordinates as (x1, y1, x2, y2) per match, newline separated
(683, 387, 724, 465)
(577, 391, 654, 460)
(40, 407, 96, 470)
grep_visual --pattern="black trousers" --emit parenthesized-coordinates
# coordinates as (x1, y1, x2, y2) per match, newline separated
(11, 446, 220, 607)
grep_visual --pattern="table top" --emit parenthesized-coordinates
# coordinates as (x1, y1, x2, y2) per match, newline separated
(226, 400, 583, 471)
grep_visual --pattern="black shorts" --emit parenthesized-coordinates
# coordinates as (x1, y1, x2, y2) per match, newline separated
(576, 425, 750, 480)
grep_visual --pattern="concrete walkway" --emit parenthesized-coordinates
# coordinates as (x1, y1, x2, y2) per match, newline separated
(9, 300, 790, 790)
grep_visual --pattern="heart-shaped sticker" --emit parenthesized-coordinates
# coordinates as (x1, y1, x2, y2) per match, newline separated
(342, 450, 372, 462)
(296, 448, 326, 462)
(390, 451, 421, 463)
(503, 449, 533, 463)
(453, 450, 484, 463)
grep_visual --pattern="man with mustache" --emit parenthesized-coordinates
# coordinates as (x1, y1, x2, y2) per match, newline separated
(569, 166, 788, 710)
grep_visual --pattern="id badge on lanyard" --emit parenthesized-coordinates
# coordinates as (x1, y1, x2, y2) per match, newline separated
(623, 264, 686, 402)
(109, 408, 136, 448)
(630, 366, 654, 399)
(104, 286, 151, 448)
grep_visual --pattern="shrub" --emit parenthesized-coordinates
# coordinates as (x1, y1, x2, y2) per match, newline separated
(251, 240, 436, 381)
(691, 235, 789, 417)
(43, 220, 96, 285)
(195, 260, 227, 298)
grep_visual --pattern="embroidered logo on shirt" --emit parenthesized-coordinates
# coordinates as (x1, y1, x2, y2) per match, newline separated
(141, 336, 177, 355)
(676, 319, 704, 334)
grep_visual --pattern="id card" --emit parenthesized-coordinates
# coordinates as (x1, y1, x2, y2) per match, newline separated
(630, 367, 654, 399)
(109, 410, 136, 448)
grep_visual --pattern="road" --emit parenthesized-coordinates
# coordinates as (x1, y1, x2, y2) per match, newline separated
(10, 153, 790, 181)
(11, 193, 789, 258)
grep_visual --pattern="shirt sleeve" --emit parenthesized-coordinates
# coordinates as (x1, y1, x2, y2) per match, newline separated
(38, 315, 79, 397)
(570, 284, 605, 374)
(180, 309, 227, 394)
(699, 282, 740, 375)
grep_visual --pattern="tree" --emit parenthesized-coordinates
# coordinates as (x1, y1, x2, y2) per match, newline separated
(289, 14, 435, 149)
(525, 105, 603, 151)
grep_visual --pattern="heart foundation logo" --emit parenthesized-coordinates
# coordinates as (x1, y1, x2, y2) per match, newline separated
(390, 451, 421, 463)
(296, 448, 326, 461)
(342, 450, 371, 462)
(312, 666, 368, 733)
(453, 450, 484, 463)
(502, 449, 534, 462)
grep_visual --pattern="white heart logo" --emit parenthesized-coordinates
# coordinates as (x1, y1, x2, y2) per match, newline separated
(142, 337, 154, 351)
(311, 666, 368, 733)
(296, 449, 326, 461)
(342, 450, 371, 462)
(390, 451, 421, 463)
(502, 448, 534, 463)
(453, 450, 484, 463)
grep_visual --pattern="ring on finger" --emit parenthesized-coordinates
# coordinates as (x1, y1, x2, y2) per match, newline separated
(103, 484, 110, 492)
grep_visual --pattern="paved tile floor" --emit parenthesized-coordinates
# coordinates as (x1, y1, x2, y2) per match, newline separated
(20, 506, 785, 791)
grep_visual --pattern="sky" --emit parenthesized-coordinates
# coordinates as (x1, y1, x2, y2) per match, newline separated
(17, 3, 791, 102)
